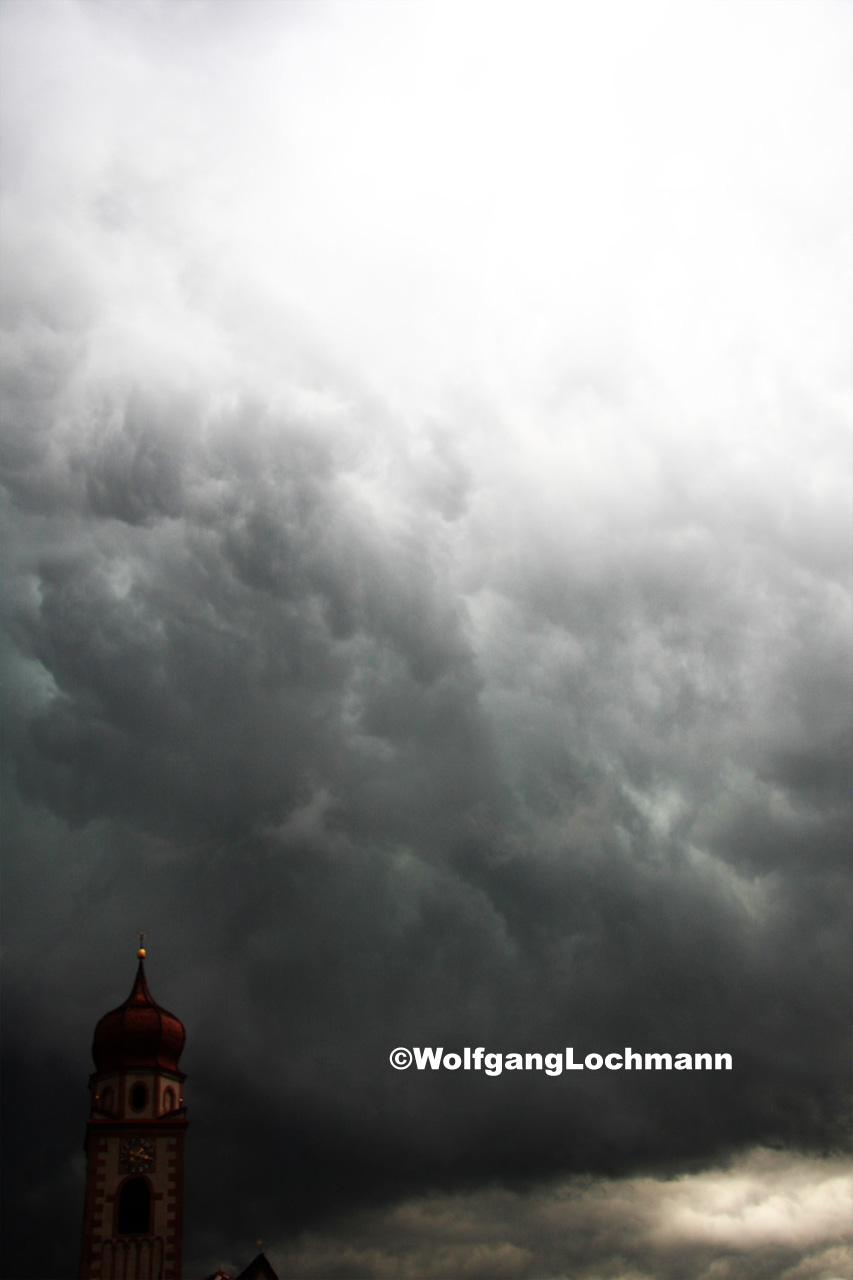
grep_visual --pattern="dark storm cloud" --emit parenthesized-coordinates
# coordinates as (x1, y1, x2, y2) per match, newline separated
(3, 363, 849, 1274)
(4, 382, 485, 843)
(1, 1, 851, 1277)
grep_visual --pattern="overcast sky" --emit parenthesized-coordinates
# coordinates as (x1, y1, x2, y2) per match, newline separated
(1, 1, 852, 1277)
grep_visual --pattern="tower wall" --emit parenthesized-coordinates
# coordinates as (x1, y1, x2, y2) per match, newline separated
(79, 956, 187, 1280)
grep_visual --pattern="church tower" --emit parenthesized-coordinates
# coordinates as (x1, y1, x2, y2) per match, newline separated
(79, 943, 188, 1280)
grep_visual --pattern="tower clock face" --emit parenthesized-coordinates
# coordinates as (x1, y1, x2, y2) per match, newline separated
(119, 1137, 155, 1174)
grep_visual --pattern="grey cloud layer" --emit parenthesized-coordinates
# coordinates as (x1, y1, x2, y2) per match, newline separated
(3, 354, 849, 1270)
(1, 1, 851, 1276)
(263, 1150, 853, 1280)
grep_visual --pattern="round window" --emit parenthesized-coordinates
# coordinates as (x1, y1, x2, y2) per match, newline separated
(130, 1082, 148, 1112)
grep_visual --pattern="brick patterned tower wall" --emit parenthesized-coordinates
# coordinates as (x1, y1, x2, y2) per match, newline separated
(79, 952, 187, 1280)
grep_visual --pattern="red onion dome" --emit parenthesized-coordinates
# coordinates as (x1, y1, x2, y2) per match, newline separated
(92, 957, 185, 1073)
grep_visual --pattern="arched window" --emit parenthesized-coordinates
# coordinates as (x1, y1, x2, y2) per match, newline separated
(100, 1086, 114, 1113)
(130, 1082, 147, 1112)
(163, 1087, 175, 1112)
(117, 1178, 150, 1235)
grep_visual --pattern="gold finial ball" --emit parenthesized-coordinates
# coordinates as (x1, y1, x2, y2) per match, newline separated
(137, 948, 146, 958)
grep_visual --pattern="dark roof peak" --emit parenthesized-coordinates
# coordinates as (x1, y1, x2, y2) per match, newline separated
(234, 1252, 279, 1280)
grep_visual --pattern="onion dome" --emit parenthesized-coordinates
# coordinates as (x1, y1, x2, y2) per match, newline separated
(92, 955, 185, 1073)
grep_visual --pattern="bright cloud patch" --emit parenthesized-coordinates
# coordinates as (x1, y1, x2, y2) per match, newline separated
(270, 1152, 853, 1279)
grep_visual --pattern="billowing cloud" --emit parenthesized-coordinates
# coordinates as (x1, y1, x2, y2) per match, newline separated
(260, 1150, 853, 1279)
(1, 1, 851, 1277)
